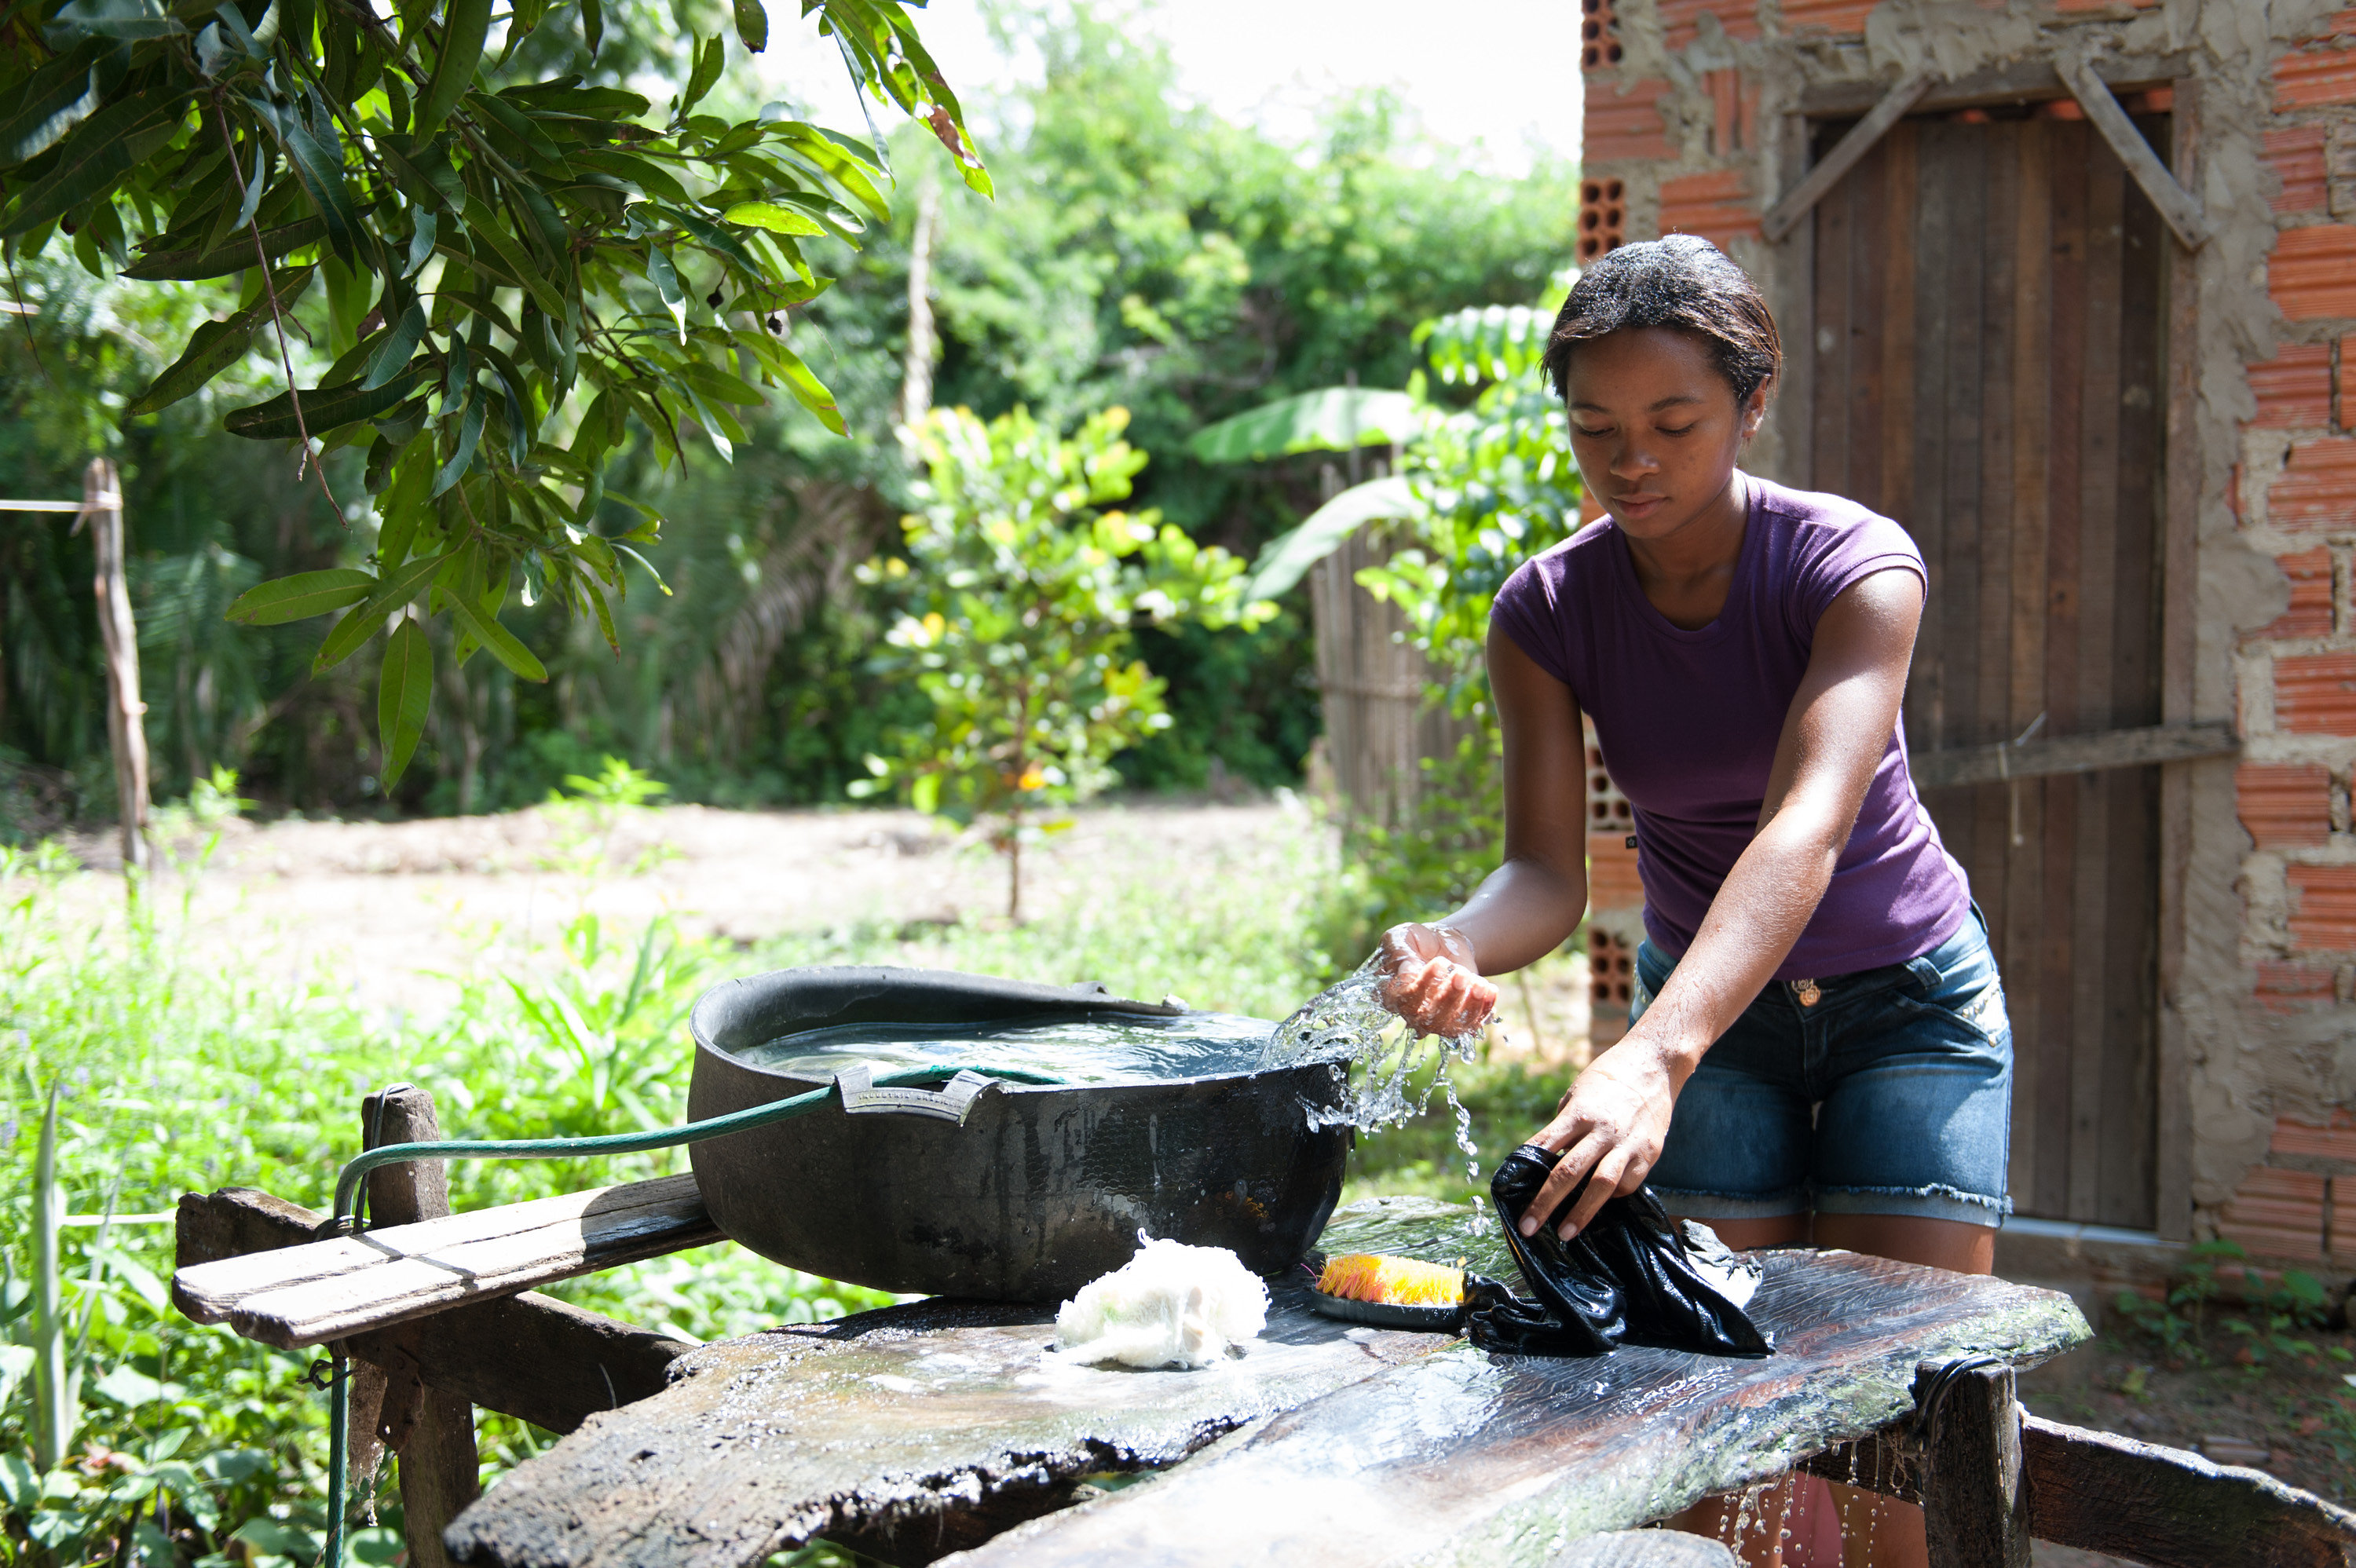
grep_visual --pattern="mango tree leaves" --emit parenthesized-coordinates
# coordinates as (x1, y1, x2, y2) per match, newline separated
(376, 620, 434, 786)
(1, 0, 986, 788)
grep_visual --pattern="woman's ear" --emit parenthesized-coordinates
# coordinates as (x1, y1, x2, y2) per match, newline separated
(1739, 379, 1772, 441)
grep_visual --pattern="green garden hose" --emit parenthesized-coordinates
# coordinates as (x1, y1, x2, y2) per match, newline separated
(317, 1064, 1062, 1568)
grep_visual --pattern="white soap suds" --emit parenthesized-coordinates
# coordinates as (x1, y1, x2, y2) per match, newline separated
(1052, 1234, 1269, 1369)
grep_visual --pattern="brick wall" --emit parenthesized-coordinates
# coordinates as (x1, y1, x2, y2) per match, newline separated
(2218, 1113, 2356, 1266)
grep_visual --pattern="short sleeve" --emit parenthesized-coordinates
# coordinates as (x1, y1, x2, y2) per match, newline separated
(1789, 509, 1926, 632)
(1491, 555, 1576, 689)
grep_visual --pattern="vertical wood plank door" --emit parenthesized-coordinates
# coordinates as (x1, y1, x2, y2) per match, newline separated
(1809, 112, 2170, 1230)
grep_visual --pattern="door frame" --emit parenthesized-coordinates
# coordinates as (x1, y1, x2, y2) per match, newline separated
(1767, 69, 2204, 1241)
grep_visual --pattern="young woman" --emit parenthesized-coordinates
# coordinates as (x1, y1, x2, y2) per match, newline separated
(1377, 236, 2010, 1566)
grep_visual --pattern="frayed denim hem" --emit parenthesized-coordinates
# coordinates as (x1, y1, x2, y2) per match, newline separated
(1648, 1186, 1811, 1222)
(1813, 1182, 2011, 1228)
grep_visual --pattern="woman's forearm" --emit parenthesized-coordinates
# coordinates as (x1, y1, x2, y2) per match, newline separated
(1433, 853, 1589, 976)
(1622, 811, 1841, 1080)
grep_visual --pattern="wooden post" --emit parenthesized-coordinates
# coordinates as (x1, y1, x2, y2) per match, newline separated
(360, 1084, 480, 1568)
(1919, 1362, 2030, 1568)
(85, 458, 148, 875)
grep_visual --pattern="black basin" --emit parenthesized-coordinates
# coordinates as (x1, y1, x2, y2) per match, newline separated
(686, 965, 1351, 1302)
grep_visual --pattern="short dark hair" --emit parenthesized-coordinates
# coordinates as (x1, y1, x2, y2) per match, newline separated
(1541, 236, 1781, 408)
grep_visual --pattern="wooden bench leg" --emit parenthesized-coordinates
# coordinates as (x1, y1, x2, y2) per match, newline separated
(360, 1086, 481, 1568)
(1919, 1361, 2029, 1568)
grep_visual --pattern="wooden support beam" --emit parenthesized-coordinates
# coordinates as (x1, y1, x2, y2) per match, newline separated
(1799, 53, 2192, 119)
(363, 1087, 480, 1568)
(1912, 721, 2236, 790)
(1763, 67, 1935, 243)
(2053, 50, 2210, 250)
(171, 1171, 718, 1348)
(174, 1186, 690, 1433)
(1919, 1362, 2030, 1568)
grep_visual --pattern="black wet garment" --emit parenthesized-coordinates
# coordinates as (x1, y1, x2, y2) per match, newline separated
(1465, 1143, 1772, 1358)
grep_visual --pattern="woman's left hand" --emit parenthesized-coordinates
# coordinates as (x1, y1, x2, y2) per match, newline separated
(1520, 1037, 1681, 1239)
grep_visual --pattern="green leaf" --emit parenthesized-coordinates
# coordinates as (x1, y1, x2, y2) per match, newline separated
(49, 0, 185, 39)
(580, 0, 602, 57)
(463, 196, 566, 318)
(0, 39, 108, 168)
(281, 116, 362, 261)
(733, 0, 767, 51)
(432, 387, 485, 495)
(573, 148, 687, 203)
(721, 199, 825, 237)
(125, 318, 254, 418)
(415, 0, 491, 139)
(377, 618, 434, 785)
(1244, 477, 1425, 601)
(225, 568, 379, 626)
(442, 584, 547, 682)
(681, 35, 724, 115)
(764, 342, 844, 434)
(1188, 387, 1429, 464)
(0, 91, 178, 239)
(676, 359, 766, 406)
(364, 302, 430, 391)
(121, 211, 330, 280)
(224, 367, 423, 441)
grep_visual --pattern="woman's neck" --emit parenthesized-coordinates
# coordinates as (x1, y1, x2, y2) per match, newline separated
(1622, 470, 1749, 630)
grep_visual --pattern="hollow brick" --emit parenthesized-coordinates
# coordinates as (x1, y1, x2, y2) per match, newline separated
(2267, 436, 2356, 530)
(2277, 13, 2356, 111)
(1586, 78, 1674, 164)
(1778, 0, 1875, 31)
(2249, 546, 2334, 641)
(2266, 126, 2330, 215)
(1587, 832, 1644, 914)
(2249, 345, 2333, 429)
(1659, 168, 1760, 247)
(2277, 651, 2356, 733)
(2288, 863, 2356, 949)
(2217, 1166, 2327, 1259)
(2255, 961, 2338, 1014)
(2270, 1111, 2356, 1163)
(2237, 762, 2332, 848)
(2270, 225, 2356, 319)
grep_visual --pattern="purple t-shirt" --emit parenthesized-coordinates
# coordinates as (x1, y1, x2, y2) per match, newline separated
(1491, 473, 1970, 980)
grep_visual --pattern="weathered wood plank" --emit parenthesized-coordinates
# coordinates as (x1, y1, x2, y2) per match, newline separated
(944, 1252, 2086, 1568)
(1920, 1362, 2029, 1568)
(1909, 721, 2237, 789)
(172, 1173, 719, 1349)
(2054, 50, 2210, 249)
(1763, 67, 1933, 243)
(175, 1187, 690, 1432)
(1798, 54, 2193, 119)
(2019, 1413, 2356, 1567)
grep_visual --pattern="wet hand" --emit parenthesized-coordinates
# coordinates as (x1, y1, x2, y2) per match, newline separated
(1375, 923, 1497, 1039)
(1521, 1041, 1678, 1240)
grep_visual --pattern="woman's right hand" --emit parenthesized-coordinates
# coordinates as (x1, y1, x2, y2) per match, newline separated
(1376, 923, 1498, 1038)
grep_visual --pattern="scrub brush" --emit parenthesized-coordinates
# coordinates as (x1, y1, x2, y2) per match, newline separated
(1316, 1253, 1466, 1307)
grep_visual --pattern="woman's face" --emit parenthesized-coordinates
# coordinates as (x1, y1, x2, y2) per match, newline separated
(1561, 327, 1767, 543)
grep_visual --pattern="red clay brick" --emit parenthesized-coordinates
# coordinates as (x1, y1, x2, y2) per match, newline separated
(2054, 0, 2158, 8)
(1658, 0, 1758, 48)
(2289, 863, 2356, 949)
(2271, 225, 2356, 319)
(1586, 77, 1674, 163)
(2335, 1180, 2355, 1265)
(1588, 832, 1644, 914)
(1659, 168, 1759, 247)
(1779, 0, 1875, 31)
(1580, 0, 1624, 72)
(2218, 1165, 2328, 1259)
(2255, 961, 2338, 1013)
(2342, 335, 2353, 429)
(2251, 546, 2335, 640)
(2277, 651, 2356, 733)
(2276, 39, 2356, 110)
(2271, 1111, 2356, 1163)
(2238, 762, 2332, 848)
(2250, 345, 2334, 429)
(2269, 436, 2356, 531)
(2267, 126, 2330, 214)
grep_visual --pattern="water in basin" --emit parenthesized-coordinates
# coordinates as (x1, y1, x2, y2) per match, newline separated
(739, 1010, 1279, 1086)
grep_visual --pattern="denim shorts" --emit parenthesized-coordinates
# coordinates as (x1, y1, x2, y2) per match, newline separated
(1634, 911, 2014, 1228)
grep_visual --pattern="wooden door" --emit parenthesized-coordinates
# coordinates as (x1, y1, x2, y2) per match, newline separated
(1807, 111, 2171, 1230)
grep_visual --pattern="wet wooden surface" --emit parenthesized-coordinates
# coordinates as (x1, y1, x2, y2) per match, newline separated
(443, 1200, 2086, 1568)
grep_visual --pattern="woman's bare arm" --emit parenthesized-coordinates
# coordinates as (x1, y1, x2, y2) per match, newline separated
(1376, 626, 1587, 1035)
(1516, 565, 1925, 1237)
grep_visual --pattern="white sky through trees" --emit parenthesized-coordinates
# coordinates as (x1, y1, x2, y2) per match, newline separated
(755, 2, 1586, 178)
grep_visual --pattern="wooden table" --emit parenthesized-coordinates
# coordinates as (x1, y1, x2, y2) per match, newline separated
(175, 1157, 2356, 1568)
(438, 1196, 2105, 1568)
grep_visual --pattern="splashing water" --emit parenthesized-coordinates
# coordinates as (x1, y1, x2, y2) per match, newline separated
(1260, 958, 1493, 1232)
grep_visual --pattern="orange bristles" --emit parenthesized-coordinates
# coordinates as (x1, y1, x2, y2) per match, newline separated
(1316, 1253, 1465, 1307)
